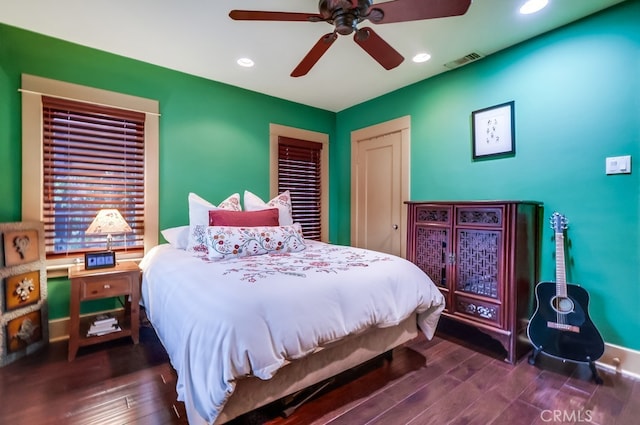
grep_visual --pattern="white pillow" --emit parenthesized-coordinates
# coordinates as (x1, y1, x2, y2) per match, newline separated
(161, 225, 189, 249)
(188, 192, 241, 226)
(187, 192, 242, 254)
(244, 190, 293, 226)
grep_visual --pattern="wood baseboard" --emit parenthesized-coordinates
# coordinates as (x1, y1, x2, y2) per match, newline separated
(597, 343, 640, 380)
(49, 315, 640, 380)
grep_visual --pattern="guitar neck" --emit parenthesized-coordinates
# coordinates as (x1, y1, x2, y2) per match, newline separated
(555, 232, 568, 298)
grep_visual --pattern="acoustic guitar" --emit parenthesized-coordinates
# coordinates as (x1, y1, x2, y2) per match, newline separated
(527, 212, 604, 384)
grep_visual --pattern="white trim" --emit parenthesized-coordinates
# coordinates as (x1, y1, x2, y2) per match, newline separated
(18, 88, 161, 116)
(596, 342, 640, 380)
(21, 74, 159, 269)
(20, 75, 159, 114)
(47, 315, 640, 380)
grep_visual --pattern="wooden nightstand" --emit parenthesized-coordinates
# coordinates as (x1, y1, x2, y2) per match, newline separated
(67, 261, 140, 361)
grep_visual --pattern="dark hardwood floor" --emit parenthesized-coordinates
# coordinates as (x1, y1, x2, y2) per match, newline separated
(1, 319, 638, 425)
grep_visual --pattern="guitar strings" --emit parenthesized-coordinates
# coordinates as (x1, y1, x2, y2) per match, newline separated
(556, 232, 566, 326)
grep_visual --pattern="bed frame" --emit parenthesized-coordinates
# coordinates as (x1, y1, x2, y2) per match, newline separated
(182, 313, 420, 424)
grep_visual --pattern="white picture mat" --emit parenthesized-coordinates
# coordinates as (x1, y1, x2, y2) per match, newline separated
(473, 102, 514, 157)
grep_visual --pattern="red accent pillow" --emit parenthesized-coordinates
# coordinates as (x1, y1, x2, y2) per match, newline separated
(208, 208, 280, 227)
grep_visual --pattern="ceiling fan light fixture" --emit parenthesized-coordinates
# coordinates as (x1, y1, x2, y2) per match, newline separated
(237, 57, 255, 68)
(412, 52, 431, 63)
(519, 0, 549, 15)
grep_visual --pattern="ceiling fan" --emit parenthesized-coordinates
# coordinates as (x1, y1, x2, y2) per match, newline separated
(229, 0, 472, 77)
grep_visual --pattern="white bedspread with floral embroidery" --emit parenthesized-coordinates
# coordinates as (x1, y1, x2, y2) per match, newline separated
(140, 240, 444, 424)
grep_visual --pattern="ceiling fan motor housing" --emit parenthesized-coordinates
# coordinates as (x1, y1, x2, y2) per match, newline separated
(319, 0, 373, 35)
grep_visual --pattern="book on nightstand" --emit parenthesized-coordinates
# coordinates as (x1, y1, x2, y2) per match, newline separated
(87, 315, 121, 337)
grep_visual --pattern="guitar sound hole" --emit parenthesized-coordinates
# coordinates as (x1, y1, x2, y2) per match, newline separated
(552, 296, 574, 314)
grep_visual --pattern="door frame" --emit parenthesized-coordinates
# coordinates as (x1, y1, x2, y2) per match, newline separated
(350, 116, 411, 258)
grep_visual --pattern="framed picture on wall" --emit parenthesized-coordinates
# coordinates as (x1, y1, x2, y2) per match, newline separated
(472, 101, 515, 159)
(2, 229, 40, 266)
(4, 270, 41, 311)
(6, 310, 43, 353)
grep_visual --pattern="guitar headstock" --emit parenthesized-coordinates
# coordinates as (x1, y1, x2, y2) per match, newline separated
(550, 212, 568, 234)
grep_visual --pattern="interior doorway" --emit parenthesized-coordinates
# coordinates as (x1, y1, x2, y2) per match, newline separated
(350, 116, 410, 257)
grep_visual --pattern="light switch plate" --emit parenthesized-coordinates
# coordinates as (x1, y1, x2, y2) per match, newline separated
(606, 155, 631, 175)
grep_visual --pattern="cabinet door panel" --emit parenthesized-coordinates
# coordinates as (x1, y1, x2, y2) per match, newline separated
(455, 229, 502, 300)
(415, 226, 450, 288)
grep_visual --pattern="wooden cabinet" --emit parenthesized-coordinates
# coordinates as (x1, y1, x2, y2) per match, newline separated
(406, 201, 541, 364)
(67, 262, 140, 361)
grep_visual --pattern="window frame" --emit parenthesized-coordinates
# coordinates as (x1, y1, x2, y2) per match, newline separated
(21, 74, 159, 274)
(269, 124, 329, 242)
(277, 136, 323, 240)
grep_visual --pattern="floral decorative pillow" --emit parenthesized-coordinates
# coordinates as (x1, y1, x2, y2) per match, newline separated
(187, 192, 242, 255)
(205, 223, 306, 260)
(244, 190, 293, 226)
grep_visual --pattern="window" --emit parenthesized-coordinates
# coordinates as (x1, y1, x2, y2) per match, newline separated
(21, 74, 159, 270)
(42, 96, 145, 256)
(278, 137, 323, 240)
(269, 124, 328, 242)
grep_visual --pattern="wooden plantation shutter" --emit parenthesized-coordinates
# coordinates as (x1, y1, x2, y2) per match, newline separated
(42, 96, 145, 257)
(278, 136, 323, 240)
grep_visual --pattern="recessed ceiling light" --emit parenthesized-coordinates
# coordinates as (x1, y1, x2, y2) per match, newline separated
(237, 57, 254, 68)
(519, 0, 549, 15)
(412, 52, 431, 63)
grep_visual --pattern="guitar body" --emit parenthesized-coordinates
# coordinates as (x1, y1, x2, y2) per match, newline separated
(528, 281, 605, 363)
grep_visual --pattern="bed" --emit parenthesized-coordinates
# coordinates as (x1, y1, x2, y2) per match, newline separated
(140, 191, 444, 425)
(140, 236, 444, 424)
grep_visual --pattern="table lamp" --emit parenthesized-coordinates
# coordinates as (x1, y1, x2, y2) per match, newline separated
(84, 209, 132, 269)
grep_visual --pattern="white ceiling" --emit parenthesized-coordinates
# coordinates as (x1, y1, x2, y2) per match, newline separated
(1, 0, 627, 112)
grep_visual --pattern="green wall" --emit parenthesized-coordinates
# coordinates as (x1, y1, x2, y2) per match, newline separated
(1, 1, 638, 350)
(0, 24, 336, 319)
(335, 0, 640, 350)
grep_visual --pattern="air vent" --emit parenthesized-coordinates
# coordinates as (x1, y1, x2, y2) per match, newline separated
(444, 52, 484, 69)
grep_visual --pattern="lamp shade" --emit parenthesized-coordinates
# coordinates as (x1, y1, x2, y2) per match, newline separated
(86, 209, 132, 236)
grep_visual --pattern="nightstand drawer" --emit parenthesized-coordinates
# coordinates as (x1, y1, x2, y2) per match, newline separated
(81, 276, 132, 300)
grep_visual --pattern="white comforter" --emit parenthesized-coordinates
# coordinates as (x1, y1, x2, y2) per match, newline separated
(140, 240, 444, 424)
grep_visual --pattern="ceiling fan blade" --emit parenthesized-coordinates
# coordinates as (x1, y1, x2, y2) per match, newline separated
(353, 27, 404, 70)
(368, 0, 472, 24)
(291, 33, 338, 77)
(229, 10, 323, 22)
